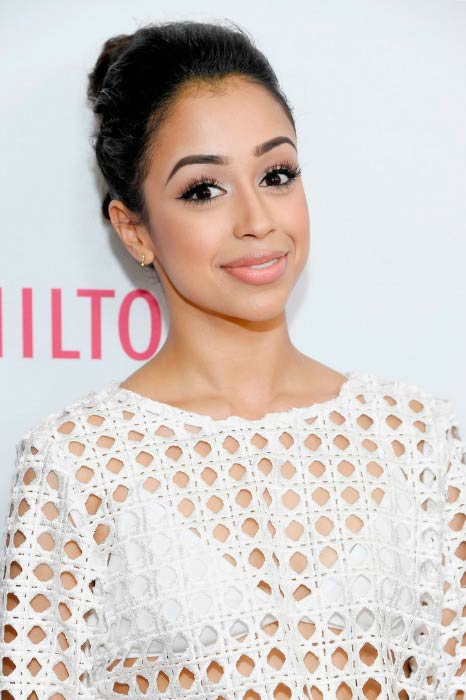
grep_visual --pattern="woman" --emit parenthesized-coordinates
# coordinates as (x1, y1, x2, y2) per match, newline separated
(0, 19, 464, 700)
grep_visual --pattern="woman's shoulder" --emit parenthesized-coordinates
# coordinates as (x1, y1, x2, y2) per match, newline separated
(303, 361, 452, 421)
(348, 368, 455, 429)
(15, 379, 122, 464)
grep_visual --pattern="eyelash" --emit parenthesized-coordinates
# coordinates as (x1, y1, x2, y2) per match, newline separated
(177, 160, 303, 207)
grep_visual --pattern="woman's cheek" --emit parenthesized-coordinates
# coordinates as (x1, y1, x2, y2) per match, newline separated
(163, 221, 219, 281)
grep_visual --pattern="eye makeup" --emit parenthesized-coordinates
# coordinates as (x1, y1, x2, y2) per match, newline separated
(176, 160, 302, 207)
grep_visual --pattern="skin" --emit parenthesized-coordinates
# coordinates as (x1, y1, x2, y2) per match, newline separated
(108, 75, 348, 421)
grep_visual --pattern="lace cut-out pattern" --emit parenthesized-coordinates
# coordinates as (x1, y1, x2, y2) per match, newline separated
(0, 370, 465, 700)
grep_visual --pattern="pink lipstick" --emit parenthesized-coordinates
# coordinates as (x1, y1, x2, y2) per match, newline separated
(221, 252, 288, 285)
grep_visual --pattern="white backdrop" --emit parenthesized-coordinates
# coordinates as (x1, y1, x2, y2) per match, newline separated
(1, 0, 465, 527)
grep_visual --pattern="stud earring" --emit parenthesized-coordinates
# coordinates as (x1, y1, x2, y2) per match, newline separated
(140, 254, 145, 267)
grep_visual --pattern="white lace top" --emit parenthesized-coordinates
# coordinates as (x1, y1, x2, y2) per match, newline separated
(1, 369, 465, 700)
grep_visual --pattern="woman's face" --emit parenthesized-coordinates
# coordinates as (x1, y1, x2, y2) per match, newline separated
(141, 77, 310, 321)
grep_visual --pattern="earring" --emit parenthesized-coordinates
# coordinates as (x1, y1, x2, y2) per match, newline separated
(140, 254, 145, 267)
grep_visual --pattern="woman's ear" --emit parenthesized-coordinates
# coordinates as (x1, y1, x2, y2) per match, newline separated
(108, 199, 155, 266)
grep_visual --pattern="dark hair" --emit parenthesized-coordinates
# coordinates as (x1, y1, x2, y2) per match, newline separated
(87, 19, 296, 228)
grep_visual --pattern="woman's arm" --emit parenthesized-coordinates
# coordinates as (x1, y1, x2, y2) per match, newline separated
(435, 400, 466, 698)
(0, 431, 106, 700)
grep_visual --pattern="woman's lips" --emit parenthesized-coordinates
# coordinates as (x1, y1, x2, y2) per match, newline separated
(222, 253, 288, 285)
(222, 250, 288, 267)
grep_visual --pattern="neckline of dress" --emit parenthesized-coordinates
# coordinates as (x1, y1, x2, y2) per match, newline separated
(104, 369, 369, 428)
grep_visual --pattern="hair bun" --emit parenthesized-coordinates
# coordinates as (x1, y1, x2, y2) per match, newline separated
(87, 33, 134, 106)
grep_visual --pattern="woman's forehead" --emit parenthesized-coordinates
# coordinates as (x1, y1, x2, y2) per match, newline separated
(149, 85, 294, 175)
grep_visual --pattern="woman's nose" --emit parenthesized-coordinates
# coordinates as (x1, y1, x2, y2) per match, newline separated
(231, 183, 276, 239)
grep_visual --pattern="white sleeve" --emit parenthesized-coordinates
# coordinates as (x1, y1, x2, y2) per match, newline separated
(0, 432, 106, 700)
(435, 400, 466, 698)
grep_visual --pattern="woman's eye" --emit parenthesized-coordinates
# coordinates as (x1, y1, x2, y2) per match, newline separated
(178, 180, 223, 207)
(261, 164, 302, 188)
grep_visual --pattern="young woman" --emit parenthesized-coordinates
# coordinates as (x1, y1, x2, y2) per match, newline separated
(1, 19, 464, 700)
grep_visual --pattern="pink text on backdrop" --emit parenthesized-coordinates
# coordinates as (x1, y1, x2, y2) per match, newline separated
(0, 288, 162, 359)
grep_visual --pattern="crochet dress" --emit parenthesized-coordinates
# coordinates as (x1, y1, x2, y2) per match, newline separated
(0, 369, 465, 700)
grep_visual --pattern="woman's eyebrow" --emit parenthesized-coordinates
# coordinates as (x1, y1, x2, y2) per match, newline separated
(164, 136, 297, 187)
